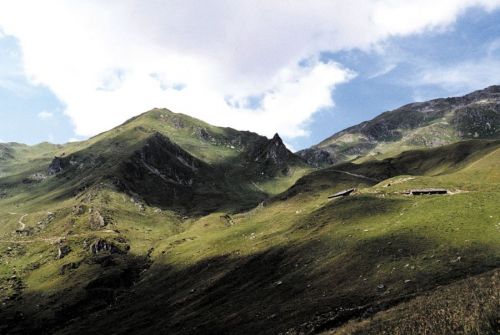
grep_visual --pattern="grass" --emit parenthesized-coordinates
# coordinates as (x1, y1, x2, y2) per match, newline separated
(329, 269, 499, 335)
(0, 116, 498, 334)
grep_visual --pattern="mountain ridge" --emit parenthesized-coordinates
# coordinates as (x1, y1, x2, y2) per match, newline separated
(298, 85, 500, 166)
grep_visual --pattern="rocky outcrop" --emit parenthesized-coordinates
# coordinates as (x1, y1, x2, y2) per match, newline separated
(247, 133, 305, 176)
(123, 132, 201, 187)
(56, 245, 71, 259)
(249, 134, 297, 165)
(22, 173, 47, 184)
(88, 210, 107, 229)
(89, 238, 128, 255)
(48, 157, 68, 175)
(116, 132, 216, 210)
(297, 148, 335, 167)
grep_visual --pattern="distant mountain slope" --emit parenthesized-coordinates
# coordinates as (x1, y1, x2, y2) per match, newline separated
(298, 85, 500, 166)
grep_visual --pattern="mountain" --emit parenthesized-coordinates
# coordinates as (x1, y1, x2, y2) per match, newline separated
(0, 108, 309, 215)
(298, 85, 500, 166)
(0, 98, 499, 334)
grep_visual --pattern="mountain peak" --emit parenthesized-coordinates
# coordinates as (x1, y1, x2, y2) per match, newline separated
(248, 132, 304, 172)
(271, 133, 282, 142)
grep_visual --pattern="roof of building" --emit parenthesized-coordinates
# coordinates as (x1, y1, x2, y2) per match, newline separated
(328, 188, 356, 198)
(410, 188, 447, 194)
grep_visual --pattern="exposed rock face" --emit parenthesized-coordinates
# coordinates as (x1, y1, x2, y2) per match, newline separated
(48, 157, 68, 175)
(56, 245, 71, 259)
(250, 134, 297, 165)
(117, 132, 212, 209)
(298, 85, 500, 166)
(89, 210, 107, 229)
(22, 173, 47, 184)
(297, 148, 335, 167)
(248, 133, 304, 176)
(48, 153, 105, 176)
(59, 262, 80, 275)
(90, 239, 127, 255)
(122, 132, 201, 187)
(194, 127, 213, 142)
(0, 144, 15, 161)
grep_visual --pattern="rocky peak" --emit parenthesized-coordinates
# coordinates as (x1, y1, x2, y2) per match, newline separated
(251, 133, 294, 166)
(271, 133, 282, 143)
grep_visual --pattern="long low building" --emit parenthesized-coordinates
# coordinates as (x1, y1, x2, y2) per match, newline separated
(409, 188, 448, 195)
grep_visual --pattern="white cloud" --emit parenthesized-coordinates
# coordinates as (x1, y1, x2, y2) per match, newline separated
(416, 58, 500, 95)
(38, 111, 53, 119)
(0, 0, 499, 139)
(368, 63, 398, 79)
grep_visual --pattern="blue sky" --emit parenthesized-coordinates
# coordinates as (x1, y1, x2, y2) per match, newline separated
(300, 7, 500, 148)
(0, 1, 500, 150)
(0, 34, 73, 144)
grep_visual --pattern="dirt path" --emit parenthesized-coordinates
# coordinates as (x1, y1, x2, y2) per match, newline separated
(331, 170, 380, 182)
(251, 181, 265, 192)
(0, 230, 117, 244)
(18, 214, 28, 230)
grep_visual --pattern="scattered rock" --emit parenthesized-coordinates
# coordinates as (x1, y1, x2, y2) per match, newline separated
(56, 245, 71, 260)
(220, 214, 234, 226)
(59, 262, 80, 275)
(72, 204, 85, 215)
(89, 239, 127, 255)
(26, 262, 40, 271)
(22, 172, 47, 184)
(89, 210, 107, 229)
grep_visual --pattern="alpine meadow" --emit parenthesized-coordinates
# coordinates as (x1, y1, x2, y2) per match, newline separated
(0, 2, 500, 335)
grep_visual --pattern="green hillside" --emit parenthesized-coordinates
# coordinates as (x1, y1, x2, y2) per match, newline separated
(0, 108, 498, 335)
(298, 85, 500, 166)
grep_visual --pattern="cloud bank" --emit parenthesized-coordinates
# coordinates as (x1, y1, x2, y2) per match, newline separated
(0, 0, 499, 139)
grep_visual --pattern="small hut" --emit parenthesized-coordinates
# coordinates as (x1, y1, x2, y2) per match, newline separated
(409, 188, 447, 195)
(328, 188, 356, 199)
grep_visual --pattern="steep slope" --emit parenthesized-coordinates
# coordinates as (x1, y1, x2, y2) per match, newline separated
(298, 85, 500, 166)
(0, 138, 498, 334)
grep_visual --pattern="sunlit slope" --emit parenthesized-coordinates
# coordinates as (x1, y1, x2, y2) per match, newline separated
(298, 85, 500, 166)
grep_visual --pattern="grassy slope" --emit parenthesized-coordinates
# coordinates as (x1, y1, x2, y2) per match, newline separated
(328, 269, 499, 335)
(0, 109, 313, 332)
(0, 139, 497, 334)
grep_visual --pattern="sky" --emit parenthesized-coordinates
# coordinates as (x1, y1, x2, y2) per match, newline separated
(0, 1, 500, 151)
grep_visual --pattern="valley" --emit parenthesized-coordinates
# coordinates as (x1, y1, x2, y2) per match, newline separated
(0, 88, 499, 334)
